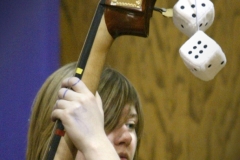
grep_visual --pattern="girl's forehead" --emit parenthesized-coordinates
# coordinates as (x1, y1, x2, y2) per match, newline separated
(121, 104, 137, 118)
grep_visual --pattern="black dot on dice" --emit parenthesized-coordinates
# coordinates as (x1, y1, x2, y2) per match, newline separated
(193, 46, 197, 49)
(181, 6, 185, 9)
(208, 64, 212, 68)
(199, 23, 203, 27)
(181, 24, 184, 28)
(191, 4, 195, 8)
(204, 45, 208, 49)
(189, 51, 192, 54)
(199, 50, 203, 54)
(221, 61, 225, 65)
(205, 22, 208, 26)
(198, 41, 202, 45)
(192, 14, 196, 18)
(195, 55, 199, 59)
(202, 3, 206, 7)
(194, 68, 197, 71)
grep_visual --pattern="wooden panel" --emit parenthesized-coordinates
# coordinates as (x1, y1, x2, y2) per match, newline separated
(60, 0, 240, 159)
(60, 0, 97, 64)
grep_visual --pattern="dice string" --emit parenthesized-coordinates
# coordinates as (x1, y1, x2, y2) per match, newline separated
(195, 0, 200, 31)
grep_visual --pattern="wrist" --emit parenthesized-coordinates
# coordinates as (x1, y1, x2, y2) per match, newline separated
(82, 133, 119, 160)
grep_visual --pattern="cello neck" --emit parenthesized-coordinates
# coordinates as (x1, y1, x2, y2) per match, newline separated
(43, 3, 113, 160)
(79, 15, 114, 93)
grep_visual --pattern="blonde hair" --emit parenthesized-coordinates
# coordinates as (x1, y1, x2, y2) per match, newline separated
(26, 62, 76, 160)
(26, 62, 143, 160)
(99, 67, 143, 160)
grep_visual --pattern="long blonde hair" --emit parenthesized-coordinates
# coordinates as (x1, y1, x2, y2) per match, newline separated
(99, 67, 143, 160)
(26, 63, 75, 160)
(26, 62, 143, 160)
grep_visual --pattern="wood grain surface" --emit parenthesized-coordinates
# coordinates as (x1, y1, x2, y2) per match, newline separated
(60, 0, 240, 159)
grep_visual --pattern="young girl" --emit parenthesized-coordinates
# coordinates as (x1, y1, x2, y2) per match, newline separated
(26, 62, 143, 160)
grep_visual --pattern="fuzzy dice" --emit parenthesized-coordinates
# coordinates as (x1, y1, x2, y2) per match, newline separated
(179, 31, 226, 81)
(173, 0, 215, 37)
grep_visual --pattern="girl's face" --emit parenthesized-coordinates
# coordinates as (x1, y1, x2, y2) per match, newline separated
(107, 104, 138, 160)
(76, 104, 138, 160)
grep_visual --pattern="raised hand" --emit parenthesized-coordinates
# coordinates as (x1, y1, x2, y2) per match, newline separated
(52, 77, 105, 152)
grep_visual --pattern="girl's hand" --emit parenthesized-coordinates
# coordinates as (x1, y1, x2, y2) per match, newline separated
(51, 77, 104, 152)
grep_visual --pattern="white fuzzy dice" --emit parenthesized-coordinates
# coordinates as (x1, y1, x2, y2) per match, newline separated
(173, 0, 215, 37)
(179, 31, 226, 81)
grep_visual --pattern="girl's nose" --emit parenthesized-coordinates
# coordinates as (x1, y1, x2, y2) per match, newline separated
(115, 125, 132, 146)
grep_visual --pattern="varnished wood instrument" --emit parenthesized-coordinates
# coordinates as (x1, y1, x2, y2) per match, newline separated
(43, 0, 156, 159)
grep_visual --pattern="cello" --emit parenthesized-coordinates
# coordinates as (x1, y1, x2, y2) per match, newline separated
(43, 0, 166, 159)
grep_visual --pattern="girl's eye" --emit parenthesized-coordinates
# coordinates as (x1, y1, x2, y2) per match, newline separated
(126, 122, 136, 130)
